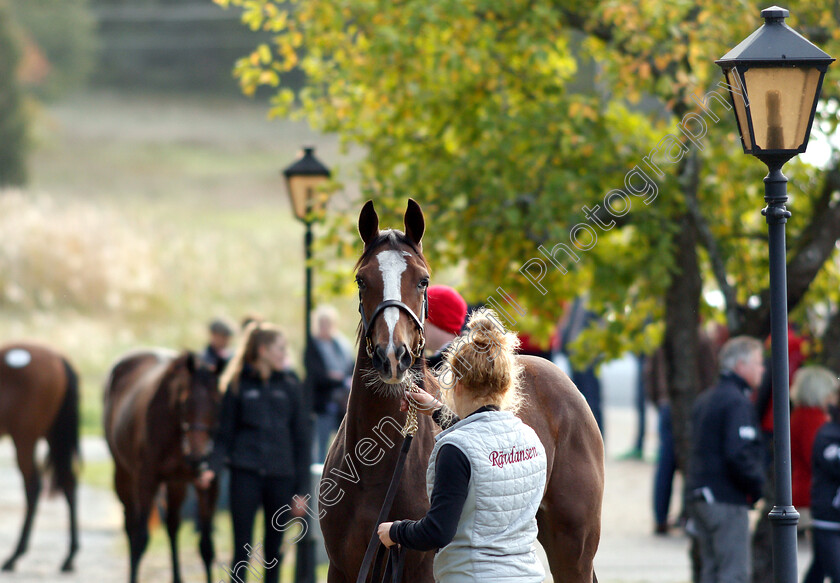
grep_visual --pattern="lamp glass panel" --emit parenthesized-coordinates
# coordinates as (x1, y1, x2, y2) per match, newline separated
(287, 175, 329, 221)
(725, 68, 752, 151)
(743, 66, 821, 151)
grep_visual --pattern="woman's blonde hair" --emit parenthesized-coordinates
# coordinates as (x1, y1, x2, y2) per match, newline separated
(219, 320, 285, 394)
(791, 365, 839, 408)
(443, 308, 524, 413)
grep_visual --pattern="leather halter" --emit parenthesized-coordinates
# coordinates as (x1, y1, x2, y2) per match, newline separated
(176, 377, 217, 466)
(359, 290, 429, 363)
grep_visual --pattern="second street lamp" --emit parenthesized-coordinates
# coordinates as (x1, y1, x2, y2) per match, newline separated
(283, 146, 333, 369)
(716, 6, 834, 583)
(282, 146, 332, 583)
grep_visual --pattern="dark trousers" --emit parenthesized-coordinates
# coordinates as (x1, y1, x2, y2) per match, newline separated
(804, 527, 840, 583)
(573, 367, 603, 437)
(227, 468, 295, 583)
(634, 354, 647, 452)
(653, 403, 676, 527)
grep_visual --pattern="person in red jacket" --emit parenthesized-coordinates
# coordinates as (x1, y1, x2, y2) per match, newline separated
(790, 366, 836, 523)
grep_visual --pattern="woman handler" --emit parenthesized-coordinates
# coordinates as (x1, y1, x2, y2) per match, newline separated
(377, 310, 547, 582)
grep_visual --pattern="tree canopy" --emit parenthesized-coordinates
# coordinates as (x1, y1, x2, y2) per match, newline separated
(217, 0, 840, 373)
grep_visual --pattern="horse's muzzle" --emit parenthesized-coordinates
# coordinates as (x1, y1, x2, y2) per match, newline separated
(371, 344, 413, 382)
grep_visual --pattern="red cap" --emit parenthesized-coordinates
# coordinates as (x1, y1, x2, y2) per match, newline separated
(427, 285, 468, 336)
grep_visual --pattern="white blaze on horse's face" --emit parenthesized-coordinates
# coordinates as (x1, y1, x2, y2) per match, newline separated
(376, 249, 410, 362)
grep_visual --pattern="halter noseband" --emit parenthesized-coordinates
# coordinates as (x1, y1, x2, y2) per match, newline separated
(359, 290, 429, 363)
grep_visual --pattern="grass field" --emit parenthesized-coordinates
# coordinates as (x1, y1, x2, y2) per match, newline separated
(7, 90, 365, 435)
(0, 90, 367, 580)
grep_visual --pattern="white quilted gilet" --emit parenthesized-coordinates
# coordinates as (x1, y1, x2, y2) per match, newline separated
(427, 410, 547, 582)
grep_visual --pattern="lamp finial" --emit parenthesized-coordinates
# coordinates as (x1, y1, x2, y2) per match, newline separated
(761, 6, 790, 21)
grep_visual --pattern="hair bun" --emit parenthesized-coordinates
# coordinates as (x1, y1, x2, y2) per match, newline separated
(443, 308, 524, 413)
(466, 311, 520, 352)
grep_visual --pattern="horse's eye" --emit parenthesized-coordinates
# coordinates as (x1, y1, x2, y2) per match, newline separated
(356, 277, 366, 291)
(418, 278, 429, 290)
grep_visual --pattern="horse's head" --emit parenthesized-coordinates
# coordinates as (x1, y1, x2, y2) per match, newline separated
(169, 351, 221, 470)
(356, 199, 429, 394)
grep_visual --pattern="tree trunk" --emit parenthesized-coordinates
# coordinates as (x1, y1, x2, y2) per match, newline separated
(664, 150, 704, 582)
(664, 212, 703, 472)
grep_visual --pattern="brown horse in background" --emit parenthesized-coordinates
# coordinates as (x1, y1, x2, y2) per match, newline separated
(104, 349, 220, 583)
(0, 342, 80, 573)
(320, 200, 604, 583)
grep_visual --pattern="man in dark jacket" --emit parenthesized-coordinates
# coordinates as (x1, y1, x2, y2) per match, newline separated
(686, 335, 766, 583)
(200, 318, 233, 372)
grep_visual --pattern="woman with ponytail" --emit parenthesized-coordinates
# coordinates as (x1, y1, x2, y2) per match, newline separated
(198, 321, 308, 583)
(377, 309, 547, 582)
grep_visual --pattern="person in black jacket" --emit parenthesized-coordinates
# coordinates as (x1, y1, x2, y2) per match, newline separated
(803, 378, 840, 583)
(686, 335, 765, 583)
(197, 321, 308, 583)
(200, 318, 234, 372)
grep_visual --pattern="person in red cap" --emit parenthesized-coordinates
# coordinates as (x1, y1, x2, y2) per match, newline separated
(425, 285, 468, 370)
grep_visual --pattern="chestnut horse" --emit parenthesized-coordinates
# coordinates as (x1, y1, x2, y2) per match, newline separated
(0, 342, 80, 573)
(320, 200, 604, 583)
(104, 349, 220, 583)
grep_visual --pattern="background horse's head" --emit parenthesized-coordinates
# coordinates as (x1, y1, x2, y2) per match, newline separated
(356, 199, 429, 394)
(166, 352, 221, 470)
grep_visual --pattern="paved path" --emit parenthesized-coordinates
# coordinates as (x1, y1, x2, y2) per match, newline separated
(0, 408, 817, 582)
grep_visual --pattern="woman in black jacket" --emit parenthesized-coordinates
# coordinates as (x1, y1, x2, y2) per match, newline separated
(198, 321, 309, 583)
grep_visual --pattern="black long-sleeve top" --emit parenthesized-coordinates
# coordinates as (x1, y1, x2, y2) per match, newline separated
(208, 365, 310, 493)
(389, 405, 499, 550)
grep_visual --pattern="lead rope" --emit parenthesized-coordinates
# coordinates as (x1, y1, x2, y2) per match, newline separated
(356, 384, 420, 583)
(401, 384, 419, 437)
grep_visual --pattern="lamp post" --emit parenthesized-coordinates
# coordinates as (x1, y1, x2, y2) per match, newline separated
(715, 6, 833, 583)
(283, 146, 331, 583)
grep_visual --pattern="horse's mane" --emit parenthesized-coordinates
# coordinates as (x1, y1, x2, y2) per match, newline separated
(354, 229, 430, 346)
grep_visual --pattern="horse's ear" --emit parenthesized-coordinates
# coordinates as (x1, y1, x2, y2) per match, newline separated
(185, 352, 197, 374)
(404, 198, 424, 249)
(358, 200, 380, 247)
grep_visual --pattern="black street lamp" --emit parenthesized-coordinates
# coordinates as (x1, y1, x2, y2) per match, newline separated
(282, 146, 331, 583)
(716, 6, 833, 583)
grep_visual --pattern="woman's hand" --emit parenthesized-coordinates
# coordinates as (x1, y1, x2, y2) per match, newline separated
(377, 522, 396, 547)
(401, 389, 442, 416)
(195, 469, 215, 490)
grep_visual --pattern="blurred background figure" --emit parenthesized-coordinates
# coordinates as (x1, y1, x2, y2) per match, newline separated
(201, 317, 234, 372)
(802, 369, 840, 583)
(517, 331, 550, 360)
(750, 324, 810, 583)
(305, 304, 353, 464)
(553, 297, 604, 437)
(644, 324, 720, 536)
(424, 285, 468, 370)
(686, 336, 765, 583)
(617, 352, 647, 461)
(199, 321, 309, 583)
(789, 366, 835, 533)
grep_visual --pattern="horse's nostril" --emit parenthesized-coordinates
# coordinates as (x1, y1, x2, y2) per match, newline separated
(372, 345, 390, 376)
(396, 345, 412, 374)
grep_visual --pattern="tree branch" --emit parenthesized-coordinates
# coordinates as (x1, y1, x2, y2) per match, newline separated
(739, 164, 840, 338)
(682, 150, 741, 329)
